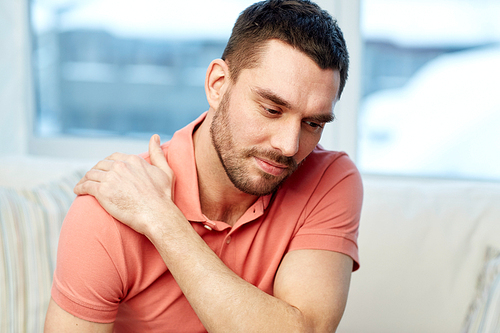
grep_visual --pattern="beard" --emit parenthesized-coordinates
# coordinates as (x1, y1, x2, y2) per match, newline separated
(210, 89, 298, 196)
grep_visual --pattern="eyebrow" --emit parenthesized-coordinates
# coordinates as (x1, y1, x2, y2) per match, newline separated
(305, 113, 335, 124)
(253, 87, 292, 109)
(252, 87, 335, 124)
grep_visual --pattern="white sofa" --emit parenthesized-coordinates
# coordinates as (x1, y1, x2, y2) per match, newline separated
(1, 155, 499, 332)
(339, 176, 500, 333)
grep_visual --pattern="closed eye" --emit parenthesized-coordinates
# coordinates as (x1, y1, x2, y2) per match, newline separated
(264, 107, 281, 116)
(304, 120, 324, 129)
(303, 113, 334, 130)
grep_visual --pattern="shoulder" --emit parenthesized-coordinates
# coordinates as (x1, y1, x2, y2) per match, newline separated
(58, 195, 135, 274)
(305, 146, 360, 178)
(276, 146, 363, 222)
(61, 194, 123, 242)
(60, 194, 147, 257)
(53, 195, 148, 320)
(285, 146, 362, 196)
(279, 147, 363, 270)
(53, 195, 126, 319)
(57, 194, 153, 287)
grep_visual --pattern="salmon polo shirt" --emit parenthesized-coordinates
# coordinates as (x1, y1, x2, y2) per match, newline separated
(51, 112, 363, 332)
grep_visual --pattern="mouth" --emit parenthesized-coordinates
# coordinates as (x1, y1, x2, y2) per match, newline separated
(253, 156, 289, 177)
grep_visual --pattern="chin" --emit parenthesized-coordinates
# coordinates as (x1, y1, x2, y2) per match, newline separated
(235, 172, 288, 197)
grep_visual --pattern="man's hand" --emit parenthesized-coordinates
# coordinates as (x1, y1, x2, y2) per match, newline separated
(74, 134, 177, 236)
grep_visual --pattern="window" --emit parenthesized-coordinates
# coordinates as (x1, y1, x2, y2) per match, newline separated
(31, 0, 257, 141)
(358, 0, 500, 180)
(29, 0, 354, 159)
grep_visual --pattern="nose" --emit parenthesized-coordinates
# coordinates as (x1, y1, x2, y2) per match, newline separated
(270, 120, 301, 157)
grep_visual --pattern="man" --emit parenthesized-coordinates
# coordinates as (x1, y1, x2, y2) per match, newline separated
(44, 0, 363, 332)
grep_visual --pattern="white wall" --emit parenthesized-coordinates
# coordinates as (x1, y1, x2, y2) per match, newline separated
(0, 0, 31, 156)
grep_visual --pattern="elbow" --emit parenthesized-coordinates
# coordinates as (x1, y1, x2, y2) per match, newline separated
(291, 306, 341, 333)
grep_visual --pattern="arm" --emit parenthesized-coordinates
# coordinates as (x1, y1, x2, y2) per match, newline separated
(45, 298, 114, 333)
(74, 135, 353, 332)
(274, 250, 352, 332)
(44, 188, 130, 330)
(146, 209, 352, 332)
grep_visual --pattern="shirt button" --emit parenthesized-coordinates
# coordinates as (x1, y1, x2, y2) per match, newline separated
(226, 237, 231, 244)
(204, 225, 212, 231)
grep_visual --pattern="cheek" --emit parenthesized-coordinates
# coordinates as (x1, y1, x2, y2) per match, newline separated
(237, 122, 268, 145)
(230, 108, 269, 144)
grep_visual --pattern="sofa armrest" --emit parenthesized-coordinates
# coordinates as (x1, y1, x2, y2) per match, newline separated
(0, 165, 85, 332)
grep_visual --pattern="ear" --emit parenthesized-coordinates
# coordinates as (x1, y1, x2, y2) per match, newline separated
(205, 59, 230, 110)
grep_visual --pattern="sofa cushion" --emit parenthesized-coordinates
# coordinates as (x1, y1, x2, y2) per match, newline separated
(0, 171, 83, 333)
(338, 177, 500, 333)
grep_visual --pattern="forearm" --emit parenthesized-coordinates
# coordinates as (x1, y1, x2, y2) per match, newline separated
(147, 211, 311, 333)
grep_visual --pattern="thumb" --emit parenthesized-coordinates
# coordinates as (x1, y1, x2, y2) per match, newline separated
(149, 134, 170, 173)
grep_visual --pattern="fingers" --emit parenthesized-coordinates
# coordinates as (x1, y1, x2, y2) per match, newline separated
(94, 159, 114, 171)
(148, 134, 175, 201)
(75, 159, 114, 187)
(74, 169, 108, 195)
(74, 177, 100, 196)
(148, 134, 172, 174)
(74, 138, 171, 199)
(105, 152, 132, 162)
(85, 168, 108, 182)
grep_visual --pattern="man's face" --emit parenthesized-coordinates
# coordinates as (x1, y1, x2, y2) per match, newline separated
(211, 87, 299, 196)
(210, 40, 340, 196)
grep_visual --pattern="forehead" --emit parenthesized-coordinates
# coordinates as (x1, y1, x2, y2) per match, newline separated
(235, 39, 340, 114)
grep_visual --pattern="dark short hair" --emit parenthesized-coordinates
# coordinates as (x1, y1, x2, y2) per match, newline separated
(221, 0, 349, 99)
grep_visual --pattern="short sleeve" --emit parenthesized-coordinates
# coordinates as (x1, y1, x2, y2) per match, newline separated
(51, 195, 127, 323)
(288, 153, 363, 271)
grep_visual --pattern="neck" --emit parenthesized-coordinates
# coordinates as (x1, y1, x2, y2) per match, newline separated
(193, 111, 258, 226)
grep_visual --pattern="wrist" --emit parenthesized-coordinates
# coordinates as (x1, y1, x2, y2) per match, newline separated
(144, 202, 190, 248)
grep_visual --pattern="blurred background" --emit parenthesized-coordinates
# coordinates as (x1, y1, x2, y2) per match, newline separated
(1, 0, 499, 181)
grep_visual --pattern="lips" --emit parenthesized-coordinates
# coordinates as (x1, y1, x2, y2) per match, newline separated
(254, 157, 289, 176)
